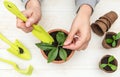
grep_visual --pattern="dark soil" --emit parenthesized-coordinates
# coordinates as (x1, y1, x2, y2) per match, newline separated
(44, 31, 72, 61)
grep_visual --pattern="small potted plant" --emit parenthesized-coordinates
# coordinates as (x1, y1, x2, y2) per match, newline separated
(99, 55, 118, 73)
(36, 29, 75, 64)
(102, 32, 120, 49)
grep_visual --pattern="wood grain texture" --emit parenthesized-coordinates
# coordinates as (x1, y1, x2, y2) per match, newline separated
(0, 0, 120, 77)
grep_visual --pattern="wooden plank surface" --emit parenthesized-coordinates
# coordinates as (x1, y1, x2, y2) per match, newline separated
(0, 0, 120, 77)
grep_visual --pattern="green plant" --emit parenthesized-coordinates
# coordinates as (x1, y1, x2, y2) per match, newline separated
(100, 56, 117, 71)
(36, 31, 68, 63)
(106, 32, 120, 47)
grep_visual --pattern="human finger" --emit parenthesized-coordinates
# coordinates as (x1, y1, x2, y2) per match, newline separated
(22, 26, 33, 33)
(16, 18, 26, 29)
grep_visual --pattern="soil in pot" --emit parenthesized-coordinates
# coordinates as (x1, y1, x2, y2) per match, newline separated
(44, 31, 72, 61)
(99, 55, 118, 73)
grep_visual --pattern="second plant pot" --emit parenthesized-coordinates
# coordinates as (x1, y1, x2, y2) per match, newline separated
(102, 32, 120, 49)
(36, 29, 75, 64)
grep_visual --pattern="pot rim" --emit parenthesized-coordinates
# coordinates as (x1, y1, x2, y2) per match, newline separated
(41, 28, 75, 64)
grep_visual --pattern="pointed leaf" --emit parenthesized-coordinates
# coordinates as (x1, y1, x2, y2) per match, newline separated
(108, 64, 117, 71)
(47, 47, 58, 63)
(100, 64, 107, 68)
(35, 42, 54, 51)
(112, 35, 116, 40)
(115, 32, 120, 40)
(112, 41, 116, 47)
(59, 48, 67, 61)
(56, 32, 66, 46)
(106, 39, 113, 44)
(108, 56, 115, 63)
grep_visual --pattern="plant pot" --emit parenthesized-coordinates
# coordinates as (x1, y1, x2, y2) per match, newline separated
(91, 20, 107, 36)
(41, 29, 75, 64)
(99, 55, 118, 73)
(91, 11, 118, 36)
(104, 11, 118, 24)
(102, 32, 120, 49)
(98, 18, 110, 29)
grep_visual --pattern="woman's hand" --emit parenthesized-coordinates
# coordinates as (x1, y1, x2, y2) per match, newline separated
(16, 0, 41, 32)
(63, 5, 92, 50)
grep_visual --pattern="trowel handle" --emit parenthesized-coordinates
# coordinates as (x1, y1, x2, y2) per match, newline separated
(4, 0, 27, 22)
(0, 33, 14, 46)
(0, 58, 16, 66)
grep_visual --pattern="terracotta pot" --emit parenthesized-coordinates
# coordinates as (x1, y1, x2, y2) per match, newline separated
(102, 32, 120, 49)
(91, 20, 107, 36)
(99, 55, 118, 73)
(41, 29, 75, 64)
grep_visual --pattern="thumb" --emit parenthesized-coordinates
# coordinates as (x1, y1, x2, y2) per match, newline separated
(26, 14, 38, 27)
(23, 10, 40, 27)
(26, 17, 35, 27)
(64, 28, 77, 45)
(22, 10, 34, 27)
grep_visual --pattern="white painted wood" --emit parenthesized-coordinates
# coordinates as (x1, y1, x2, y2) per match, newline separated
(0, 0, 120, 77)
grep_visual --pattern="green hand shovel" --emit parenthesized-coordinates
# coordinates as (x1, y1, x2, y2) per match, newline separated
(0, 33, 31, 60)
(3, 0, 54, 44)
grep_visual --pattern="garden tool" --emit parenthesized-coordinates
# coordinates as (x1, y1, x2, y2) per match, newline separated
(0, 33, 31, 60)
(3, 0, 54, 44)
(0, 58, 33, 75)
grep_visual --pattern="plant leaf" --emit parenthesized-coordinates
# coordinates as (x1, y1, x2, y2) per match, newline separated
(108, 56, 115, 63)
(112, 41, 116, 47)
(112, 35, 116, 40)
(115, 32, 120, 40)
(56, 32, 66, 46)
(100, 64, 108, 68)
(106, 39, 113, 44)
(108, 64, 117, 71)
(35, 42, 55, 51)
(59, 48, 67, 61)
(47, 47, 58, 63)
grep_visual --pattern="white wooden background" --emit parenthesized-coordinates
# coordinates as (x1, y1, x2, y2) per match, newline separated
(0, 0, 120, 77)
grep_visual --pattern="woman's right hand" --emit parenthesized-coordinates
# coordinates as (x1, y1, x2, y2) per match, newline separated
(16, 0, 41, 33)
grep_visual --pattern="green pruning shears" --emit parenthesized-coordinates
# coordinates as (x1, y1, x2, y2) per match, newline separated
(0, 58, 33, 75)
(3, 0, 54, 44)
(0, 33, 31, 60)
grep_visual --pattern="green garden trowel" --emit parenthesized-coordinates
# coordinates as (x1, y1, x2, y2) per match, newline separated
(0, 33, 31, 60)
(3, 0, 54, 44)
(0, 58, 33, 75)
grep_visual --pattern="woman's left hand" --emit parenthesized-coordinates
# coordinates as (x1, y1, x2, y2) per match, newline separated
(63, 5, 92, 50)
